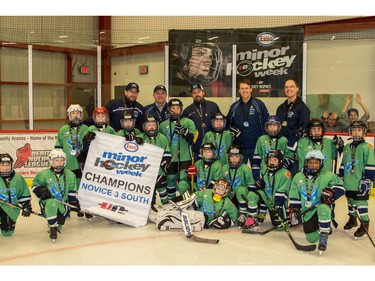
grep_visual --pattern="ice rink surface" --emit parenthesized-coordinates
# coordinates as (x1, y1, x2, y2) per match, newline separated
(1, 194, 374, 279)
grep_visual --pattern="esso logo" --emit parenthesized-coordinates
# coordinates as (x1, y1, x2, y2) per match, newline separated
(256, 32, 278, 47)
(124, 142, 138, 152)
(237, 60, 253, 76)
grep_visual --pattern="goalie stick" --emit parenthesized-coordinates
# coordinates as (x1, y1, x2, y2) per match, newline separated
(257, 191, 316, 252)
(169, 200, 219, 244)
(242, 203, 319, 236)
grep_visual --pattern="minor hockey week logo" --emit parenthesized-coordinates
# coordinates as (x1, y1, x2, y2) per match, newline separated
(94, 151, 151, 177)
(237, 32, 296, 78)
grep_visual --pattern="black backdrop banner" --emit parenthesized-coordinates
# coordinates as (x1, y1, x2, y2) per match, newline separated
(168, 27, 304, 98)
(235, 27, 304, 98)
(168, 29, 234, 97)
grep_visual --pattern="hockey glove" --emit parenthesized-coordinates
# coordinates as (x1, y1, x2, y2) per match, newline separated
(187, 165, 197, 180)
(69, 197, 82, 213)
(83, 131, 96, 143)
(174, 124, 189, 137)
(208, 213, 233, 229)
(160, 158, 171, 174)
(295, 127, 308, 138)
(33, 186, 51, 200)
(358, 179, 371, 200)
(255, 178, 266, 190)
(124, 133, 135, 142)
(21, 201, 32, 217)
(286, 208, 302, 226)
(333, 135, 344, 155)
(270, 205, 284, 227)
(134, 136, 145, 145)
(229, 126, 241, 138)
(320, 187, 335, 205)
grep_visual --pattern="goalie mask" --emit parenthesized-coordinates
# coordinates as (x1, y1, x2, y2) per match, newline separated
(142, 114, 159, 137)
(93, 107, 109, 127)
(0, 153, 14, 178)
(265, 115, 281, 137)
(213, 179, 231, 202)
(307, 118, 325, 142)
(266, 149, 284, 172)
(349, 120, 367, 142)
(175, 39, 222, 86)
(200, 142, 216, 163)
(120, 111, 136, 132)
(304, 150, 325, 176)
(227, 145, 243, 168)
(211, 113, 226, 132)
(67, 104, 84, 126)
(49, 149, 66, 173)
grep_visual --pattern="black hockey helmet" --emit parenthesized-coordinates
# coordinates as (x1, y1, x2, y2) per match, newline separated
(0, 153, 14, 177)
(349, 120, 367, 142)
(227, 145, 243, 168)
(142, 114, 159, 137)
(265, 115, 281, 137)
(307, 118, 325, 142)
(266, 149, 284, 171)
(120, 110, 136, 131)
(211, 112, 226, 132)
(200, 142, 216, 163)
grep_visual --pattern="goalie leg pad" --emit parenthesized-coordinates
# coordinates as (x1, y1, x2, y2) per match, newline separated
(169, 190, 197, 210)
(156, 210, 204, 232)
(148, 203, 178, 223)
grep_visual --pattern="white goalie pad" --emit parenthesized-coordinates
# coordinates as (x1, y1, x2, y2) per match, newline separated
(148, 203, 177, 223)
(156, 210, 205, 232)
(148, 191, 197, 223)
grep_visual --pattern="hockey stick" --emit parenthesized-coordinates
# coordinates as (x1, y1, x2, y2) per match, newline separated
(242, 203, 319, 235)
(261, 192, 317, 251)
(0, 199, 43, 217)
(169, 200, 219, 244)
(54, 198, 96, 218)
(349, 202, 375, 248)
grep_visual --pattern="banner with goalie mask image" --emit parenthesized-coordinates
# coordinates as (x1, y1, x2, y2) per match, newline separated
(235, 27, 304, 97)
(77, 132, 163, 227)
(168, 29, 234, 97)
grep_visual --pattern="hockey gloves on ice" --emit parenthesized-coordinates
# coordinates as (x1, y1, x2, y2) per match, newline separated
(21, 201, 32, 217)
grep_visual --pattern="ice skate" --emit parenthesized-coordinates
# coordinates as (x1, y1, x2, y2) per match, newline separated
(343, 215, 358, 231)
(85, 212, 94, 221)
(49, 226, 58, 242)
(318, 232, 329, 255)
(354, 220, 369, 240)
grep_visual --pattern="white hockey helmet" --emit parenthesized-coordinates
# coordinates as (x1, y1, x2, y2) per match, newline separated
(49, 149, 66, 173)
(67, 104, 84, 124)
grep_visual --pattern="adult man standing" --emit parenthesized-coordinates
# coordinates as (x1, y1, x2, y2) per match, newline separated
(276, 79, 310, 139)
(144, 85, 169, 124)
(226, 79, 269, 166)
(104, 82, 144, 131)
(182, 83, 221, 161)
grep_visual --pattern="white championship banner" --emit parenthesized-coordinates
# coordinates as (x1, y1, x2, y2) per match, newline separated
(77, 131, 163, 227)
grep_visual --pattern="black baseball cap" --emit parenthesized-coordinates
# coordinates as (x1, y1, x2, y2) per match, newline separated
(190, 83, 204, 92)
(153, 85, 167, 92)
(126, 82, 140, 92)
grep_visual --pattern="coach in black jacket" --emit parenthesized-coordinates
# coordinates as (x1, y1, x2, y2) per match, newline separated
(182, 84, 221, 162)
